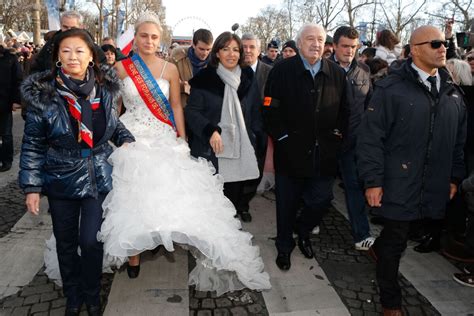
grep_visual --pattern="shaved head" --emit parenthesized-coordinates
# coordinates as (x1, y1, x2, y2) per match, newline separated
(410, 25, 446, 75)
(410, 26, 441, 46)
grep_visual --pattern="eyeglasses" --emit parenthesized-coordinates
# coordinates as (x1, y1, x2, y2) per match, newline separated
(413, 40, 449, 49)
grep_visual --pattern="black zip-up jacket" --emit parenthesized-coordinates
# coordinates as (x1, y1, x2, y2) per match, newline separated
(19, 66, 135, 199)
(357, 59, 466, 221)
(329, 55, 372, 152)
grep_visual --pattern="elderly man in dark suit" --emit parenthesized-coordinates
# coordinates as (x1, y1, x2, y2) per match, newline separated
(263, 24, 349, 270)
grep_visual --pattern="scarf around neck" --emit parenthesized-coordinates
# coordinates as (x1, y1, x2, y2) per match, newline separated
(188, 46, 209, 76)
(56, 67, 100, 148)
(216, 63, 259, 182)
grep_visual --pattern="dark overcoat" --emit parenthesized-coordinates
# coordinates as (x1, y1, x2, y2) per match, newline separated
(263, 55, 349, 177)
(184, 66, 266, 171)
(357, 59, 466, 220)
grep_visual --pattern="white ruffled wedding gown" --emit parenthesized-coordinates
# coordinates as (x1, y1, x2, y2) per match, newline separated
(96, 75, 270, 295)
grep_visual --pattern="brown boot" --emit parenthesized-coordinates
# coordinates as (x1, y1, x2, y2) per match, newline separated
(383, 308, 403, 316)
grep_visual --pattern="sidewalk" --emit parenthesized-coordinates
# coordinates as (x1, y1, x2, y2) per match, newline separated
(1, 110, 473, 315)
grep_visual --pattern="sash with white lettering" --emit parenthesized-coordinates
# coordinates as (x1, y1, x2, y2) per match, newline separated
(122, 54, 177, 132)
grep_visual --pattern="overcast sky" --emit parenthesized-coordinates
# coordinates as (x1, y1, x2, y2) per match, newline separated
(161, 0, 280, 37)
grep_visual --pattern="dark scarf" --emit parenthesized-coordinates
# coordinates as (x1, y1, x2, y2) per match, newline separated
(56, 67, 100, 148)
(188, 46, 209, 76)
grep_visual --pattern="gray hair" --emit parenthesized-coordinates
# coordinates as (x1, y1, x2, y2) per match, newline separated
(446, 58, 473, 86)
(134, 12, 163, 35)
(241, 33, 261, 50)
(295, 23, 326, 47)
(60, 10, 83, 25)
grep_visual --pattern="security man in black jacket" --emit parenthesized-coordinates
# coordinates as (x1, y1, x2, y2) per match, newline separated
(357, 25, 466, 315)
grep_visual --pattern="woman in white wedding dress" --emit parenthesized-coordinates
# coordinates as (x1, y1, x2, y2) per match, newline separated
(97, 13, 270, 295)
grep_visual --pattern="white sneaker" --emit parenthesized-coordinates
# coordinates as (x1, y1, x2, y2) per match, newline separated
(312, 226, 320, 235)
(355, 236, 375, 251)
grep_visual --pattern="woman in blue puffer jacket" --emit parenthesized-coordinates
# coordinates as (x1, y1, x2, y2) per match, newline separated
(19, 29, 134, 316)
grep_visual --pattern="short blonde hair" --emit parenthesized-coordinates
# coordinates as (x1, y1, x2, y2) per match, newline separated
(446, 58, 472, 86)
(134, 12, 163, 35)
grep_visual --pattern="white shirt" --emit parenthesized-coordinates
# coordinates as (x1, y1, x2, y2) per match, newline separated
(250, 61, 258, 73)
(411, 62, 441, 92)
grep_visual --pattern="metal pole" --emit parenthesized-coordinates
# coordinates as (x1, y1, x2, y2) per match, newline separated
(99, 0, 103, 42)
(114, 0, 120, 39)
(370, 1, 377, 44)
(32, 0, 41, 46)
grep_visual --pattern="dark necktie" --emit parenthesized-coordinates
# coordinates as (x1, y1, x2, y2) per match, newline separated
(427, 76, 438, 99)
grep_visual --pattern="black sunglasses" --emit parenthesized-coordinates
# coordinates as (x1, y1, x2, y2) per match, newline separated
(413, 40, 449, 49)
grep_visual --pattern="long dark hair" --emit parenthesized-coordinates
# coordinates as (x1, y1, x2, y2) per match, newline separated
(50, 28, 102, 82)
(209, 32, 244, 68)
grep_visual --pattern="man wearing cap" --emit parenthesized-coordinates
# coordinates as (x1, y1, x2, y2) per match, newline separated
(261, 40, 279, 66)
(357, 25, 465, 315)
(263, 23, 348, 271)
(170, 29, 213, 107)
(323, 35, 334, 58)
(281, 40, 298, 59)
(329, 26, 374, 251)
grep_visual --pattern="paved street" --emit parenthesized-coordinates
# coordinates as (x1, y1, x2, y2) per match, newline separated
(0, 111, 473, 315)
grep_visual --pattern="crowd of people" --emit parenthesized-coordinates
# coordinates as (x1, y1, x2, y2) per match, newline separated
(0, 8, 472, 316)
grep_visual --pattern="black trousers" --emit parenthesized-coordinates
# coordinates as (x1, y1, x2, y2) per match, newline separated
(48, 195, 105, 308)
(224, 180, 256, 213)
(274, 146, 334, 253)
(0, 110, 13, 165)
(373, 219, 411, 309)
(223, 148, 266, 214)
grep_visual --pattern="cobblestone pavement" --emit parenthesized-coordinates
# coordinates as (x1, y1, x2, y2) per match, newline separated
(0, 268, 114, 316)
(189, 287, 268, 316)
(0, 184, 445, 316)
(0, 181, 27, 239)
(312, 207, 441, 316)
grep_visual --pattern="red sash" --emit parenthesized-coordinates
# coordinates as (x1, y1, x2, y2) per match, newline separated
(122, 57, 176, 131)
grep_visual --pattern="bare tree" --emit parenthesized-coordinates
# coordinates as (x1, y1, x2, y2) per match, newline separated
(301, 0, 344, 31)
(445, 0, 472, 31)
(380, 0, 427, 37)
(284, 0, 297, 39)
(0, 0, 48, 33)
(344, 0, 374, 28)
(295, 0, 319, 25)
(241, 6, 290, 46)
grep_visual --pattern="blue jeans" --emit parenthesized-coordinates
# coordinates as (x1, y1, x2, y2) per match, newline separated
(48, 195, 105, 308)
(275, 146, 334, 253)
(338, 148, 370, 243)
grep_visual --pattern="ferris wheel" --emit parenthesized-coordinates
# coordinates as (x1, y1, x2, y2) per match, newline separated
(172, 16, 212, 35)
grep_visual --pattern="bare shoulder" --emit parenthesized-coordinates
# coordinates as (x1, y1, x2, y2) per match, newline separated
(114, 61, 128, 80)
(163, 60, 179, 81)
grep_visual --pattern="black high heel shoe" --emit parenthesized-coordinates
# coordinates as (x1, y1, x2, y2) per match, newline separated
(127, 258, 140, 279)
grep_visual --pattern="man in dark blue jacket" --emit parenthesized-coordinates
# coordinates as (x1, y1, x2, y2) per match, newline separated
(357, 25, 466, 315)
